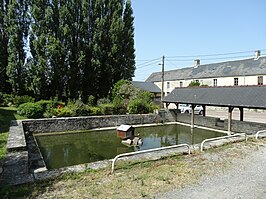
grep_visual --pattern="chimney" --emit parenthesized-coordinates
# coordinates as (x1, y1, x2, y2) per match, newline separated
(255, 50, 261, 60)
(194, 59, 200, 68)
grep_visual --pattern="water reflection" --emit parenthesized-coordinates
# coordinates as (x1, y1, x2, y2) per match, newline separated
(35, 124, 224, 169)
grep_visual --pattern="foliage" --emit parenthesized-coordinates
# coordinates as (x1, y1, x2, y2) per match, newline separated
(97, 98, 111, 106)
(1, 0, 135, 102)
(87, 95, 96, 106)
(127, 93, 158, 114)
(17, 102, 43, 119)
(52, 107, 73, 117)
(188, 81, 201, 87)
(0, 132, 8, 161)
(89, 106, 102, 116)
(111, 79, 131, 100)
(188, 81, 209, 87)
(13, 95, 35, 107)
(99, 104, 114, 115)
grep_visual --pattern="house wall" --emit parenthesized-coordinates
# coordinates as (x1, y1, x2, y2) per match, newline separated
(154, 75, 266, 97)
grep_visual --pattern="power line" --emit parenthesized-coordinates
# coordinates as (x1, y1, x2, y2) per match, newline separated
(166, 55, 252, 62)
(166, 49, 266, 58)
(136, 58, 161, 69)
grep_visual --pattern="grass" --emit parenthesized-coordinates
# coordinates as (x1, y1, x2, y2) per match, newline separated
(0, 107, 27, 162)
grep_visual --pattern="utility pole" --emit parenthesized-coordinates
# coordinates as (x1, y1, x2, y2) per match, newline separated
(160, 56, 165, 108)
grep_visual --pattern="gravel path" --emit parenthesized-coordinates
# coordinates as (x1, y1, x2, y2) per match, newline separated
(157, 143, 266, 199)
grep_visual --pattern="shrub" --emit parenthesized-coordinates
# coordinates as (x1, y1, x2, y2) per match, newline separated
(13, 95, 35, 107)
(67, 100, 91, 116)
(97, 98, 111, 106)
(52, 107, 73, 117)
(36, 100, 53, 111)
(127, 99, 150, 114)
(88, 106, 101, 115)
(17, 103, 43, 118)
(113, 97, 127, 115)
(1, 94, 15, 106)
(87, 95, 96, 106)
(36, 100, 64, 118)
(99, 104, 114, 115)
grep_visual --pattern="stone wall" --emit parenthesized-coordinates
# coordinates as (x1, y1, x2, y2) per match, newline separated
(166, 109, 266, 134)
(23, 114, 161, 133)
(224, 120, 266, 134)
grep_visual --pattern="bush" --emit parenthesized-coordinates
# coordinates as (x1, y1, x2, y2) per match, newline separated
(87, 95, 96, 106)
(99, 104, 114, 115)
(113, 97, 127, 115)
(36, 100, 53, 111)
(89, 107, 102, 115)
(67, 100, 91, 116)
(1, 94, 15, 106)
(17, 103, 43, 118)
(97, 98, 111, 106)
(52, 107, 73, 117)
(127, 99, 150, 114)
(13, 95, 35, 107)
(36, 100, 64, 118)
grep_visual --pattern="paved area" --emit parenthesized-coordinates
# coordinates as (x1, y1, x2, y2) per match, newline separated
(206, 109, 266, 124)
(157, 141, 266, 199)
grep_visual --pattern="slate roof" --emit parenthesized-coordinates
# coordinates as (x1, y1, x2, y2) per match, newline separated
(163, 86, 266, 109)
(146, 56, 266, 82)
(132, 81, 161, 93)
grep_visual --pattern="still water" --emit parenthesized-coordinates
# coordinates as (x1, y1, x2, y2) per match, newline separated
(35, 124, 224, 169)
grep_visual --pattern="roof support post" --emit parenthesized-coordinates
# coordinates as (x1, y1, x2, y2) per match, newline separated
(228, 106, 234, 134)
(202, 105, 206, 116)
(191, 104, 195, 129)
(239, 107, 244, 121)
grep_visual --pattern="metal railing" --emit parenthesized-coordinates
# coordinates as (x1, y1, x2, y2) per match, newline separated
(111, 143, 190, 173)
(255, 130, 266, 139)
(200, 133, 247, 152)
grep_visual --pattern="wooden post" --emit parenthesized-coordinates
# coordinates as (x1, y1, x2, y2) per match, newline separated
(239, 107, 244, 121)
(202, 105, 206, 116)
(228, 107, 234, 133)
(191, 104, 195, 129)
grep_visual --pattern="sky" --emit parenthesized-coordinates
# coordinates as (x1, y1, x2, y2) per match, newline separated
(131, 0, 266, 81)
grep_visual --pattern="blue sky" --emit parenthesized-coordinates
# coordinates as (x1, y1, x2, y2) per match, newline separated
(131, 0, 266, 81)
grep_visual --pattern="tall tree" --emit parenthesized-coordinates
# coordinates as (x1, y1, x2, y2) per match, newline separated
(6, 0, 30, 95)
(29, 0, 50, 99)
(121, 0, 135, 80)
(0, 0, 10, 93)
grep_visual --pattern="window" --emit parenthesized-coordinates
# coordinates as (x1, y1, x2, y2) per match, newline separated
(258, 76, 263, 85)
(234, 78, 238, 86)
(167, 82, 170, 89)
(213, 79, 217, 86)
(180, 81, 183, 88)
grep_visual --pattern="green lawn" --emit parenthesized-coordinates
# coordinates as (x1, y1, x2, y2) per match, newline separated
(0, 107, 27, 161)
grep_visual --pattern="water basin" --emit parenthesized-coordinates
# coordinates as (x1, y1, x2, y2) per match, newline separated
(35, 124, 224, 169)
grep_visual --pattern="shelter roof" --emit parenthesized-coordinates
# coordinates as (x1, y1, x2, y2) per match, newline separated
(163, 86, 266, 109)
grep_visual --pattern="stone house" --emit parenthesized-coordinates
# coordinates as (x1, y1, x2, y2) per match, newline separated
(145, 50, 266, 96)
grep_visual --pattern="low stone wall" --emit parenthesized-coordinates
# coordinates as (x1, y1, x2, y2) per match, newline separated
(224, 120, 266, 134)
(23, 114, 161, 134)
(173, 112, 223, 130)
(166, 110, 266, 134)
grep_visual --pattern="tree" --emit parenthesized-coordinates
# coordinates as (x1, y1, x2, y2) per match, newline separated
(121, 0, 135, 80)
(6, 0, 30, 95)
(0, 0, 11, 93)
